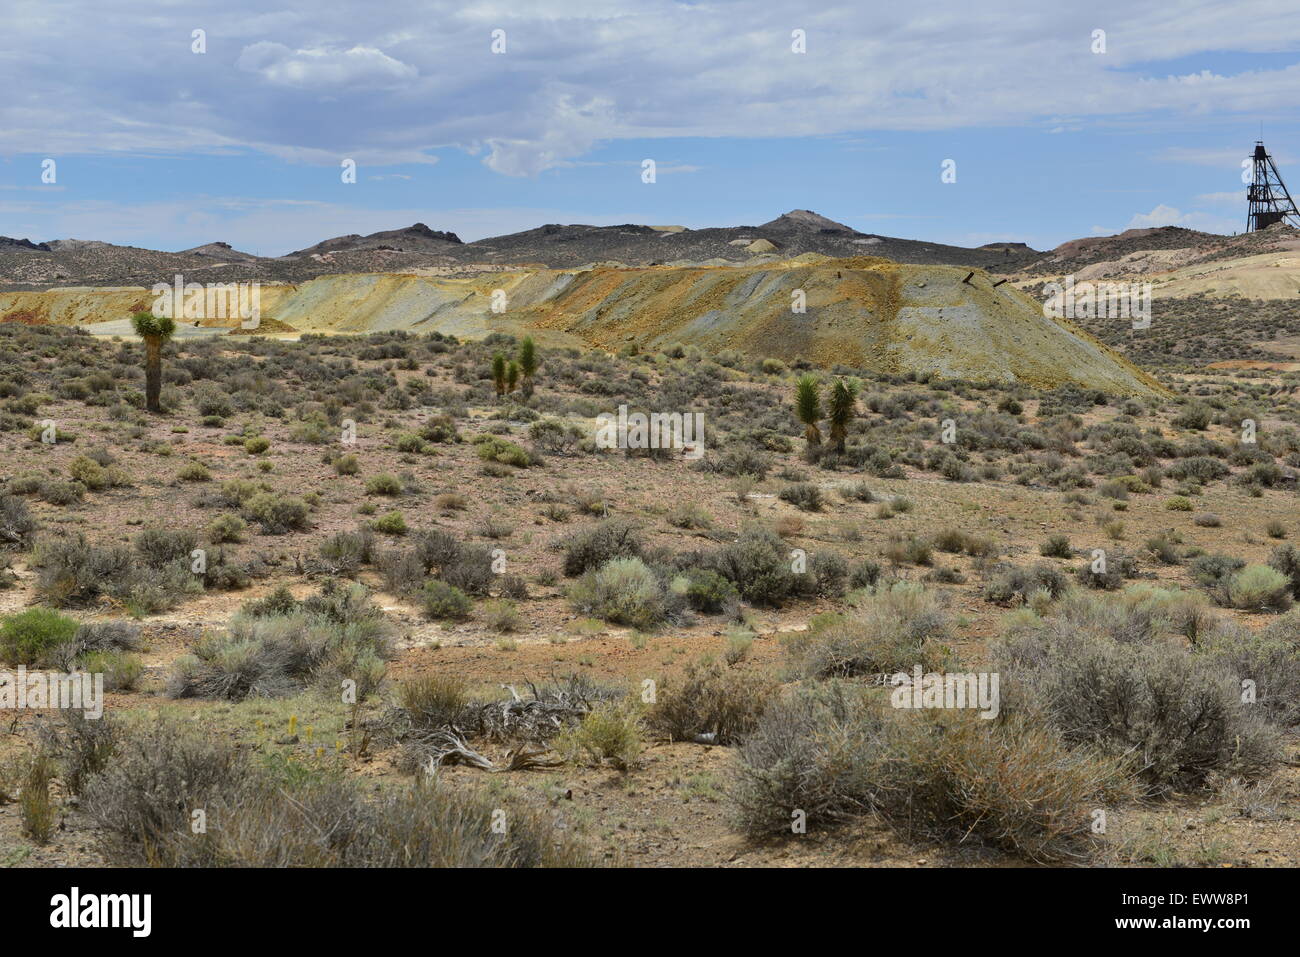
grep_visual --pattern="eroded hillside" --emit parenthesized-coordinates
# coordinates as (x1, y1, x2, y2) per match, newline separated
(0, 257, 1164, 396)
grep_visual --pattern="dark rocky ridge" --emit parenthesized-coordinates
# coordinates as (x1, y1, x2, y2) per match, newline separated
(17, 208, 1241, 291)
(0, 236, 51, 252)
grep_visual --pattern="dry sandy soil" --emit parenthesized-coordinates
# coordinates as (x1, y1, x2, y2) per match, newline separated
(0, 324, 1298, 869)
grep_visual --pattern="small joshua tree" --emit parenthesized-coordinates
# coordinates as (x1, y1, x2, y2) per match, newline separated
(518, 336, 538, 398)
(507, 360, 520, 394)
(827, 377, 859, 453)
(131, 310, 176, 414)
(491, 352, 507, 398)
(795, 374, 822, 448)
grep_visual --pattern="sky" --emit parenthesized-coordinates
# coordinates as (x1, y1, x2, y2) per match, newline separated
(2, 0, 1300, 256)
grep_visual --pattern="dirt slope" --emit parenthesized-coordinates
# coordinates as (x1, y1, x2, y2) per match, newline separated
(0, 257, 1164, 395)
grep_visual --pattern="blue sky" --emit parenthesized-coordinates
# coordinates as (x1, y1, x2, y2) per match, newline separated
(3, 1, 1299, 255)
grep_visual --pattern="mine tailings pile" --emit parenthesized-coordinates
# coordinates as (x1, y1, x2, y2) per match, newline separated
(0, 256, 1165, 395)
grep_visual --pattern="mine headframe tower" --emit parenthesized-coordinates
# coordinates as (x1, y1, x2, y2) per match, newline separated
(1247, 140, 1300, 231)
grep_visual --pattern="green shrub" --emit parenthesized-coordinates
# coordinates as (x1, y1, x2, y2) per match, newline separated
(82, 650, 144, 691)
(675, 568, 738, 613)
(704, 527, 797, 606)
(561, 519, 643, 576)
(1039, 535, 1073, 558)
(33, 534, 197, 612)
(218, 478, 259, 506)
(883, 533, 932, 566)
(316, 528, 374, 575)
(78, 718, 587, 866)
(1198, 616, 1300, 729)
(0, 608, 79, 665)
(422, 580, 473, 621)
(995, 599, 1281, 793)
(18, 754, 56, 844)
(554, 699, 643, 770)
(730, 682, 1130, 863)
(40, 480, 85, 506)
(372, 510, 408, 536)
(365, 473, 403, 496)
(206, 513, 247, 544)
(647, 659, 776, 744)
(786, 582, 951, 678)
(168, 584, 392, 701)
(482, 599, 522, 632)
(420, 415, 460, 445)
(1226, 564, 1293, 613)
(1268, 544, 1300, 598)
(778, 482, 823, 512)
(394, 431, 431, 454)
(396, 673, 471, 728)
(0, 494, 37, 549)
(244, 436, 270, 455)
(134, 526, 198, 568)
(68, 455, 108, 490)
(244, 492, 309, 534)
(1172, 404, 1211, 430)
(569, 558, 680, 630)
(983, 562, 1071, 605)
(474, 436, 532, 468)
(177, 460, 211, 482)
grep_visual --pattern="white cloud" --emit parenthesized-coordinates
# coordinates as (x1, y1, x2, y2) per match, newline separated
(236, 42, 417, 89)
(1128, 204, 1187, 227)
(1127, 204, 1239, 234)
(480, 92, 618, 176)
(4, 0, 1300, 177)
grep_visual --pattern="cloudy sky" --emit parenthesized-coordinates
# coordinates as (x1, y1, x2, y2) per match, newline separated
(2, 0, 1299, 254)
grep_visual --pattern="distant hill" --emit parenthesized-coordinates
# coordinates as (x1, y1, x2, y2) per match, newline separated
(286, 222, 463, 258)
(453, 209, 1041, 270)
(180, 241, 260, 262)
(0, 209, 1040, 289)
(0, 236, 50, 252)
(15, 212, 1300, 294)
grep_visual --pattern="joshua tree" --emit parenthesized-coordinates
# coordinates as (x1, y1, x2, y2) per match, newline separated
(491, 352, 507, 398)
(827, 377, 859, 453)
(507, 360, 520, 394)
(795, 374, 822, 447)
(518, 336, 538, 397)
(130, 310, 176, 414)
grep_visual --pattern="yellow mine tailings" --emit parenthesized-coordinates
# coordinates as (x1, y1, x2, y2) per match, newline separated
(0, 257, 1165, 395)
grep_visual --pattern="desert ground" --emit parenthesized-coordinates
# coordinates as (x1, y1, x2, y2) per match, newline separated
(1, 304, 1298, 868)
